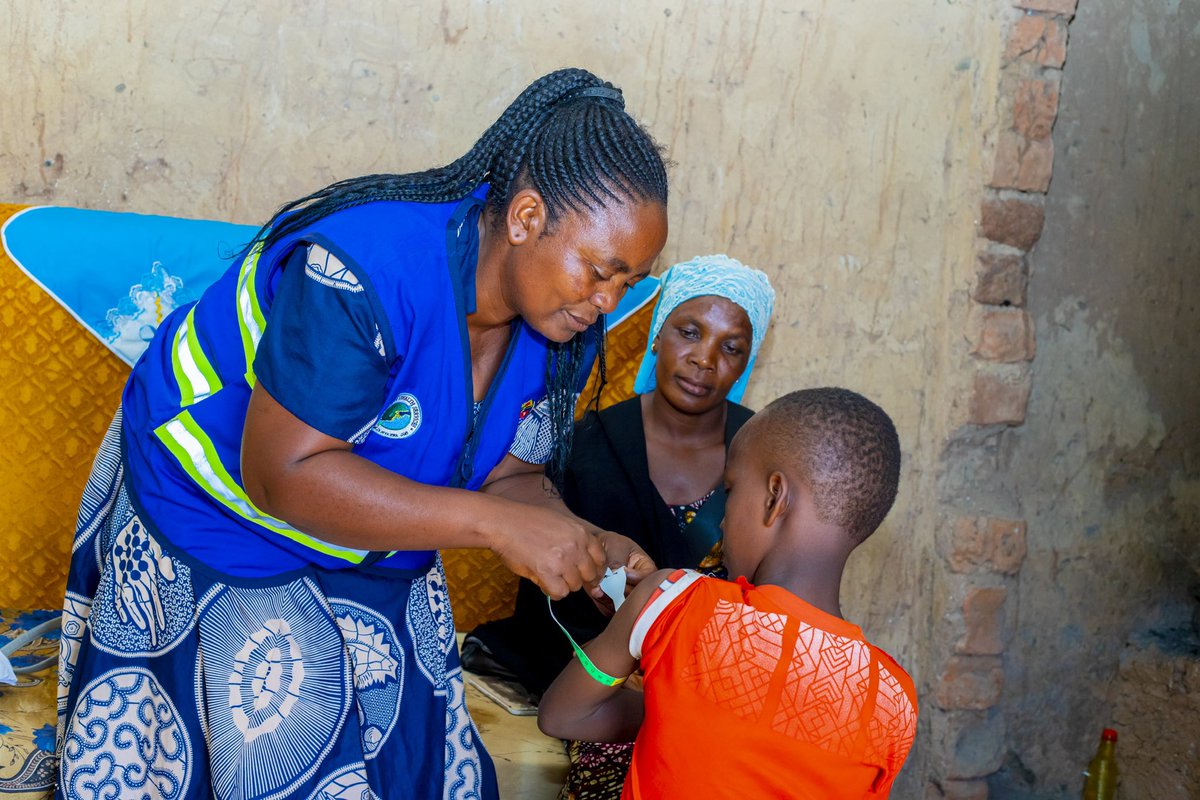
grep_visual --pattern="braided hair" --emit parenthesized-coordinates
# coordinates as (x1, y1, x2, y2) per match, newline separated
(252, 68, 668, 488)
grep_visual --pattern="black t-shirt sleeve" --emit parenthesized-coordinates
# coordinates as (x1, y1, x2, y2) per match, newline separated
(255, 243, 395, 442)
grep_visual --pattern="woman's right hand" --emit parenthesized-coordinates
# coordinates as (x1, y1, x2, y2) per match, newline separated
(483, 504, 609, 600)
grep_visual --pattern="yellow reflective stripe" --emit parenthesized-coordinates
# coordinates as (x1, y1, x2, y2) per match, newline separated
(236, 242, 268, 386)
(153, 411, 370, 564)
(171, 308, 222, 406)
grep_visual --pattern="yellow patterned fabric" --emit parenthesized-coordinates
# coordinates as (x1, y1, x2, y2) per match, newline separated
(0, 204, 129, 610)
(440, 549, 519, 632)
(0, 608, 59, 799)
(575, 300, 655, 418)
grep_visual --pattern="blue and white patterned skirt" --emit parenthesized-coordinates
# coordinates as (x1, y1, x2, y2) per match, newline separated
(56, 409, 498, 799)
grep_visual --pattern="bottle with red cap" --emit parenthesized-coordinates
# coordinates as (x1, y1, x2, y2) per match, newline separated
(1081, 728, 1118, 799)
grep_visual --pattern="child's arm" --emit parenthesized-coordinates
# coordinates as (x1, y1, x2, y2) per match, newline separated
(537, 567, 676, 742)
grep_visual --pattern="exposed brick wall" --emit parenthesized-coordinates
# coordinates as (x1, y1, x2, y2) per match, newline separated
(967, 367, 1032, 426)
(928, 1, 1076, 797)
(936, 656, 1005, 711)
(972, 250, 1028, 307)
(945, 517, 1028, 576)
(970, 308, 1036, 363)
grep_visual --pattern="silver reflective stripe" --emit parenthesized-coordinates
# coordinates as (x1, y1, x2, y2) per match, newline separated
(172, 313, 217, 404)
(155, 412, 371, 563)
(236, 242, 267, 384)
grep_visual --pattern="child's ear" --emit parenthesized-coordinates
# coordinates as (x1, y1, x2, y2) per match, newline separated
(764, 470, 790, 526)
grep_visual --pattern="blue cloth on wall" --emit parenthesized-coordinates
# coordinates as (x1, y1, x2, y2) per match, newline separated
(2, 206, 256, 366)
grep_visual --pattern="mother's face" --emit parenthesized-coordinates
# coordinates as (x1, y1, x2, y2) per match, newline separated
(653, 295, 753, 414)
(505, 195, 668, 343)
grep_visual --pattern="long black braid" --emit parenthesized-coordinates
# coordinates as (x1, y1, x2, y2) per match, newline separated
(250, 68, 668, 489)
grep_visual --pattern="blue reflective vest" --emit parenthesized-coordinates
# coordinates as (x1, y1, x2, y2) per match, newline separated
(120, 189, 554, 576)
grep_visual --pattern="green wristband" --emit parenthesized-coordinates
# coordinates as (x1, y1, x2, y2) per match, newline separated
(546, 595, 628, 687)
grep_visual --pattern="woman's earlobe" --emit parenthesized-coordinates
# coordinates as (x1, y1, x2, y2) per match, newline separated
(506, 188, 545, 245)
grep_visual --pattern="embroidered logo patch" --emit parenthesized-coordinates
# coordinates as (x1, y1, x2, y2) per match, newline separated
(374, 393, 422, 439)
(304, 244, 364, 293)
(519, 399, 536, 420)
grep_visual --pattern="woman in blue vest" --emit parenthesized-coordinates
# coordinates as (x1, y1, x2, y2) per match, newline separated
(56, 68, 668, 800)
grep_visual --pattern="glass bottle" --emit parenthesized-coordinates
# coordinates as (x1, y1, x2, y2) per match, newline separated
(1082, 728, 1118, 800)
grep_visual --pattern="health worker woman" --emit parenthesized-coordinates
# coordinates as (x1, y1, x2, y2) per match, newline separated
(55, 67, 668, 800)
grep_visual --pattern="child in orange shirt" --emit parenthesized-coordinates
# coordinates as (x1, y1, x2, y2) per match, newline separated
(538, 387, 917, 799)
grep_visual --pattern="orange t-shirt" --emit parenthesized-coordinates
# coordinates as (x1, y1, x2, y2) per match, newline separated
(624, 570, 918, 799)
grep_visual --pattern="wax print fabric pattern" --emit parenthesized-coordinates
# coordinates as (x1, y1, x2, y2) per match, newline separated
(0, 608, 60, 799)
(56, 411, 497, 800)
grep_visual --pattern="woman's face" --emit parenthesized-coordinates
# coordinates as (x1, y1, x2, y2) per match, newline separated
(505, 197, 668, 343)
(653, 295, 753, 414)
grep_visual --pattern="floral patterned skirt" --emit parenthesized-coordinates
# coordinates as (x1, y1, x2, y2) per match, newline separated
(56, 409, 497, 800)
(558, 740, 633, 800)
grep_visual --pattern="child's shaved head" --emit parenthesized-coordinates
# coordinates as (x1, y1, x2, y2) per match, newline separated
(754, 388, 901, 544)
